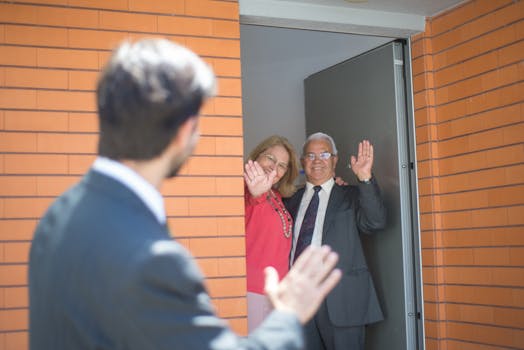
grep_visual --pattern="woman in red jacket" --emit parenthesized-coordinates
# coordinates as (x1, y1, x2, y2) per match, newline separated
(244, 135, 300, 331)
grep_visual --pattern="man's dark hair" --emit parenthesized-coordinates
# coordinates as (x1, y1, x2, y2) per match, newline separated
(96, 39, 216, 160)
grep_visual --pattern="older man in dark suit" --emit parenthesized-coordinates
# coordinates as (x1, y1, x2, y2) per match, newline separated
(285, 133, 387, 350)
(28, 39, 342, 350)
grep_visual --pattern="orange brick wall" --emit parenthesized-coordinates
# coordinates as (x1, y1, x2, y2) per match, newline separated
(0, 0, 245, 348)
(411, 0, 523, 349)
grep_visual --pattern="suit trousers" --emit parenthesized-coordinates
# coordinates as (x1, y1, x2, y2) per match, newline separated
(305, 301, 365, 350)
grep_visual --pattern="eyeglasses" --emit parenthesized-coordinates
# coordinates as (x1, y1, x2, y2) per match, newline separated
(303, 152, 336, 161)
(262, 153, 289, 172)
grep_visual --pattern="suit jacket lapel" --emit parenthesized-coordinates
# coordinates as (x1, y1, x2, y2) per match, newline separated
(322, 184, 344, 242)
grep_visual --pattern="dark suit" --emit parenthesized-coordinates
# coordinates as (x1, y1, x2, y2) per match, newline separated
(29, 170, 303, 350)
(285, 179, 386, 349)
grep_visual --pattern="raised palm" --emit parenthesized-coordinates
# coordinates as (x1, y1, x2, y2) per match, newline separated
(244, 160, 276, 197)
(350, 140, 374, 181)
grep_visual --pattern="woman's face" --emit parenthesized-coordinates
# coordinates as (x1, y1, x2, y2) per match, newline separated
(256, 144, 290, 185)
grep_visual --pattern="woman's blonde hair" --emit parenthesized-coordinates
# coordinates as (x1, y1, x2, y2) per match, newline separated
(248, 135, 299, 198)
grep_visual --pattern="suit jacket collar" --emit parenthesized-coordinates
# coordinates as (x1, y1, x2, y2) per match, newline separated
(83, 170, 160, 225)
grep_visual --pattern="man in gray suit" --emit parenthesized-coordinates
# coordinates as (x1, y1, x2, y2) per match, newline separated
(28, 39, 342, 350)
(285, 133, 387, 350)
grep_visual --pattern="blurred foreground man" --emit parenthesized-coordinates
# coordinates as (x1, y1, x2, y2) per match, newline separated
(29, 38, 341, 350)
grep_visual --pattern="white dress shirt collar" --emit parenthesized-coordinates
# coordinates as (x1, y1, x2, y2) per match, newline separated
(92, 157, 166, 224)
(305, 177, 335, 194)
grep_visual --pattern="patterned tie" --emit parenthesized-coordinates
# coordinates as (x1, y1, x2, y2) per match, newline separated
(292, 185, 321, 264)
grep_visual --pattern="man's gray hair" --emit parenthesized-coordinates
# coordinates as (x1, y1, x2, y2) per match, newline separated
(302, 132, 338, 155)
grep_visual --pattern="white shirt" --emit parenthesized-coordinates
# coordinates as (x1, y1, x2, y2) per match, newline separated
(290, 178, 335, 260)
(92, 157, 166, 224)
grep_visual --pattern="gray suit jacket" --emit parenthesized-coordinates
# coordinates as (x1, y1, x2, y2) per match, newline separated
(285, 179, 386, 327)
(29, 170, 303, 350)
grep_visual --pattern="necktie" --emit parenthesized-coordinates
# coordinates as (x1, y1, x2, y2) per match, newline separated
(292, 185, 321, 264)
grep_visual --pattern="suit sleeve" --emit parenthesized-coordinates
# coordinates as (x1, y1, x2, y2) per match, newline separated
(355, 177, 387, 234)
(120, 239, 303, 350)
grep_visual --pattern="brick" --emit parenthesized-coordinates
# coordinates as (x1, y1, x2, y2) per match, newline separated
(0, 3, 38, 25)
(68, 0, 128, 10)
(216, 77, 242, 97)
(5, 24, 68, 47)
(185, 0, 239, 20)
(36, 90, 96, 112)
(507, 205, 524, 225)
(217, 217, 244, 236)
(0, 220, 37, 241)
(227, 317, 247, 336)
(430, 1, 474, 36)
(164, 197, 189, 216)
(0, 265, 26, 286)
(215, 297, 246, 318)
(193, 136, 216, 155)
(215, 137, 242, 156)
(5, 67, 68, 90)
(0, 176, 37, 196)
(0, 88, 37, 110)
(0, 309, 28, 331)
(69, 113, 98, 132)
(12, 0, 66, 5)
(447, 321, 522, 348)
(37, 133, 97, 153)
(212, 19, 240, 39)
(210, 58, 241, 77)
(182, 156, 243, 176)
(215, 177, 243, 196)
(498, 40, 524, 66)
(473, 247, 513, 266)
(99, 11, 157, 32)
(185, 37, 240, 58)
(189, 237, 244, 257)
(200, 116, 242, 136)
(68, 28, 127, 50)
(162, 176, 215, 196)
(4, 154, 68, 174)
(3, 242, 30, 263)
(68, 154, 96, 174)
(217, 257, 245, 276)
(0, 132, 37, 152)
(69, 70, 98, 91)
(36, 175, 79, 196)
(37, 48, 99, 70)
(206, 277, 245, 298)
(4, 287, 28, 308)
(441, 226, 524, 248)
(3, 197, 54, 219)
(128, 0, 184, 14)
(35, 6, 99, 28)
(439, 103, 521, 140)
(157, 16, 213, 36)
(168, 217, 217, 237)
(4, 111, 68, 132)
(439, 165, 523, 193)
(487, 184, 524, 207)
(188, 197, 243, 216)
(437, 99, 467, 123)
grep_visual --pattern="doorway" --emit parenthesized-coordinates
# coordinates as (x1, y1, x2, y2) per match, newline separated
(240, 25, 424, 349)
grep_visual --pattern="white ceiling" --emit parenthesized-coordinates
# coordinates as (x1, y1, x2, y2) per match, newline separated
(284, 0, 466, 17)
(239, 0, 466, 37)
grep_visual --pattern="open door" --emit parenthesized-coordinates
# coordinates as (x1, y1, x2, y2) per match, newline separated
(304, 41, 424, 349)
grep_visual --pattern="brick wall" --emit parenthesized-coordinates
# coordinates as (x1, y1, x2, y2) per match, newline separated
(0, 0, 245, 348)
(411, 0, 523, 348)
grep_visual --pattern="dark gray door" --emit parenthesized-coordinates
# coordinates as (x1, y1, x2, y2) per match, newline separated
(304, 41, 424, 350)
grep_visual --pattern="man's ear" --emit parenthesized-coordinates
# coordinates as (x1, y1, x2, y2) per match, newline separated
(332, 155, 339, 169)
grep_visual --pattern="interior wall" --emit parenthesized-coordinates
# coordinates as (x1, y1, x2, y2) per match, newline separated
(410, 0, 523, 349)
(0, 1, 245, 347)
(240, 24, 391, 171)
